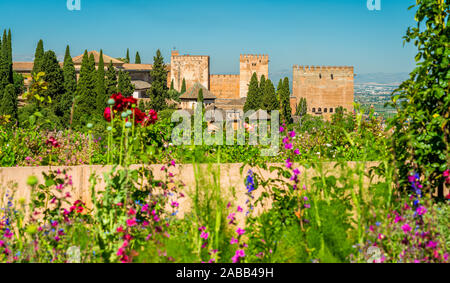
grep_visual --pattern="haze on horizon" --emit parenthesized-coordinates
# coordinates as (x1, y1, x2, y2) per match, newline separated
(1, 0, 417, 81)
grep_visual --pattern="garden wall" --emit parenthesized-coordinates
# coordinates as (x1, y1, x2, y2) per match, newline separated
(0, 162, 383, 214)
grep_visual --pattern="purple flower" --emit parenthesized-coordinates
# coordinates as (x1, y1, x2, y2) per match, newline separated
(236, 228, 246, 236)
(401, 223, 411, 234)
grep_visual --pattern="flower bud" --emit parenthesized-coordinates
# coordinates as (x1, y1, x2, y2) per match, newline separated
(107, 99, 115, 106)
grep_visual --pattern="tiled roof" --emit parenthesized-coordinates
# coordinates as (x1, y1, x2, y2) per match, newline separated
(13, 62, 34, 71)
(123, 63, 153, 71)
(179, 83, 216, 100)
(72, 50, 124, 65)
(132, 80, 151, 90)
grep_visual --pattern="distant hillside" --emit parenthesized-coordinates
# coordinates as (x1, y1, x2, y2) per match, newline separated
(355, 72, 410, 85)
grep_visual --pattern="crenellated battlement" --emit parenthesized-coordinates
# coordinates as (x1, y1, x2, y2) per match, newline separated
(172, 54, 210, 61)
(210, 74, 240, 78)
(293, 65, 354, 72)
(240, 54, 269, 62)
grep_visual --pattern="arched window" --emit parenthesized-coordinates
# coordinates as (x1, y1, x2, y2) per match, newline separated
(312, 108, 316, 113)
(331, 74, 334, 80)
(319, 74, 322, 79)
(324, 108, 328, 113)
(330, 108, 333, 113)
(318, 108, 322, 112)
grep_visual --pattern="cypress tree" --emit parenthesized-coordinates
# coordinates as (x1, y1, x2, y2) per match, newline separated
(73, 50, 96, 127)
(126, 48, 130, 63)
(58, 45, 77, 126)
(118, 70, 134, 97)
(105, 61, 117, 95)
(0, 30, 12, 91)
(276, 79, 283, 103)
(258, 75, 266, 109)
(180, 78, 186, 93)
(197, 88, 204, 104)
(0, 84, 18, 121)
(135, 51, 141, 64)
(147, 49, 168, 111)
(261, 79, 279, 111)
(170, 79, 174, 90)
(95, 49, 107, 113)
(280, 77, 293, 123)
(243, 73, 260, 112)
(41, 50, 65, 101)
(32, 39, 44, 76)
(296, 97, 307, 117)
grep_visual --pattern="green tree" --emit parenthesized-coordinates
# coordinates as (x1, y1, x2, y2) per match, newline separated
(135, 51, 141, 64)
(147, 49, 168, 111)
(170, 79, 174, 90)
(118, 70, 134, 97)
(180, 78, 186, 93)
(261, 79, 279, 111)
(296, 97, 307, 117)
(243, 73, 260, 112)
(280, 77, 292, 123)
(388, 0, 450, 198)
(32, 39, 44, 77)
(0, 84, 18, 122)
(57, 45, 77, 126)
(126, 48, 130, 63)
(73, 50, 97, 128)
(0, 30, 13, 91)
(95, 49, 107, 113)
(105, 61, 117, 96)
(197, 88, 204, 105)
(41, 50, 65, 102)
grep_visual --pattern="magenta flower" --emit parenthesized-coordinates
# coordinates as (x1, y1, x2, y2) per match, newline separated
(127, 218, 137, 227)
(289, 131, 296, 138)
(279, 126, 284, 132)
(293, 168, 301, 176)
(416, 206, 427, 216)
(230, 237, 239, 244)
(236, 228, 245, 236)
(294, 148, 300, 155)
(426, 241, 437, 249)
(237, 206, 243, 213)
(128, 208, 136, 215)
(285, 158, 292, 169)
(285, 143, 293, 150)
(142, 204, 149, 213)
(170, 160, 176, 167)
(171, 201, 179, 208)
(401, 223, 411, 233)
(200, 231, 209, 240)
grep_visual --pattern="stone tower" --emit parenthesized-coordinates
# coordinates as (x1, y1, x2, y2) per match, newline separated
(170, 50, 210, 92)
(239, 54, 269, 97)
(292, 65, 354, 117)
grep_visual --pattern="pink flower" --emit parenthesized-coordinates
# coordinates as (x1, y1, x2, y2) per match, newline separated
(200, 231, 209, 240)
(443, 170, 449, 177)
(289, 131, 296, 138)
(401, 223, 411, 234)
(128, 208, 136, 215)
(285, 158, 292, 169)
(426, 241, 437, 249)
(236, 228, 245, 236)
(142, 204, 149, 213)
(170, 160, 176, 167)
(171, 201, 179, 208)
(199, 226, 206, 232)
(230, 237, 239, 244)
(279, 126, 284, 132)
(416, 206, 427, 216)
(294, 148, 300, 155)
(293, 168, 301, 176)
(237, 206, 243, 213)
(126, 218, 137, 227)
(153, 215, 160, 222)
(51, 221, 58, 227)
(117, 226, 125, 233)
(285, 143, 293, 150)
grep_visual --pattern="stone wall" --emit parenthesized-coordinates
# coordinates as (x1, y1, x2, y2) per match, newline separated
(292, 66, 354, 119)
(170, 51, 210, 92)
(209, 74, 240, 99)
(239, 54, 269, 98)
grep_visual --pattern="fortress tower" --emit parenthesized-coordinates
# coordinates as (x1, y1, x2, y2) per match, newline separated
(170, 50, 210, 92)
(292, 65, 354, 117)
(239, 54, 269, 97)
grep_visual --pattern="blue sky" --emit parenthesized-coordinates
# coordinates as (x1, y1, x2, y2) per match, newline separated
(1, 0, 417, 76)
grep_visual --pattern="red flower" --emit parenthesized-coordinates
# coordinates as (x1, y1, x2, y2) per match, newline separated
(104, 107, 112, 122)
(46, 137, 60, 148)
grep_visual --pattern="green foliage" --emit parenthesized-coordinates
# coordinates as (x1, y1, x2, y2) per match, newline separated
(387, 0, 449, 196)
(95, 50, 107, 114)
(0, 84, 18, 122)
(73, 51, 97, 128)
(117, 70, 134, 97)
(126, 48, 130, 63)
(180, 78, 186, 94)
(135, 51, 141, 64)
(280, 77, 292, 124)
(58, 45, 77, 127)
(105, 61, 117, 96)
(296, 97, 307, 117)
(32, 39, 44, 78)
(41, 50, 64, 106)
(147, 49, 168, 111)
(197, 88, 204, 104)
(261, 79, 279, 111)
(243, 73, 260, 112)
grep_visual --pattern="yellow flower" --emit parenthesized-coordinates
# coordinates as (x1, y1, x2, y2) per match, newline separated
(433, 114, 440, 118)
